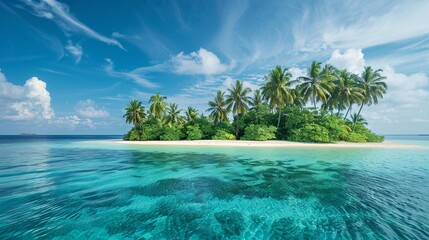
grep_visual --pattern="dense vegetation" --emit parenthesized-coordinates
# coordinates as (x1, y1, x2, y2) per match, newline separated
(123, 61, 387, 143)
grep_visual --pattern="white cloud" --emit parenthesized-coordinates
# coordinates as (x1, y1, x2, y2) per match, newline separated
(171, 48, 230, 75)
(51, 115, 94, 129)
(327, 49, 365, 74)
(378, 66, 429, 108)
(23, 0, 123, 49)
(289, 67, 307, 80)
(65, 41, 82, 63)
(104, 58, 160, 88)
(75, 99, 109, 118)
(320, 1, 429, 50)
(290, 1, 429, 54)
(0, 70, 54, 121)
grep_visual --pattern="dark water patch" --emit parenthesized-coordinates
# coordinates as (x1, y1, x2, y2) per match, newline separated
(105, 211, 155, 236)
(215, 210, 245, 237)
(269, 218, 303, 239)
(132, 177, 227, 197)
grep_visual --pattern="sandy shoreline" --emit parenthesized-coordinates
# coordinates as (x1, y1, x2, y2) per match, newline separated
(104, 140, 424, 149)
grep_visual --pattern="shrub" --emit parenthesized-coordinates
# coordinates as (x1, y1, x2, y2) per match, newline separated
(140, 123, 163, 140)
(345, 132, 367, 143)
(124, 128, 141, 141)
(320, 115, 350, 142)
(354, 124, 384, 142)
(212, 130, 236, 140)
(242, 105, 275, 126)
(241, 124, 277, 141)
(192, 116, 215, 139)
(160, 127, 181, 141)
(186, 124, 203, 140)
(289, 123, 331, 143)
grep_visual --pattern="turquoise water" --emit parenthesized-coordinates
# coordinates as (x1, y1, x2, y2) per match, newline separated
(0, 136, 428, 239)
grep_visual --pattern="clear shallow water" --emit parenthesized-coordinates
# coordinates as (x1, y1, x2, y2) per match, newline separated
(0, 136, 428, 239)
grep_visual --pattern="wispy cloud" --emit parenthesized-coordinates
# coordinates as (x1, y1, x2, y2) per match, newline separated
(65, 41, 82, 63)
(212, 0, 429, 72)
(22, 0, 124, 49)
(39, 68, 71, 76)
(104, 58, 161, 88)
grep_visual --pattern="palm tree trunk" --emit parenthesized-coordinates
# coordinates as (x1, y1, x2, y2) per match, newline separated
(313, 95, 316, 108)
(235, 114, 240, 140)
(277, 107, 282, 128)
(344, 105, 352, 120)
(353, 103, 364, 131)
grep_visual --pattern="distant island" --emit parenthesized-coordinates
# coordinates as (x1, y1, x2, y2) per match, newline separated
(123, 62, 387, 143)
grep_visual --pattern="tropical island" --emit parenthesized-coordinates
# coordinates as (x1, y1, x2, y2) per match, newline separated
(123, 61, 387, 143)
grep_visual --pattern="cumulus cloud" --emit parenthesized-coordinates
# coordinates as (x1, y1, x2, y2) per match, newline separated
(171, 48, 230, 75)
(74, 99, 109, 118)
(0, 70, 54, 121)
(65, 41, 82, 63)
(22, 0, 123, 49)
(327, 49, 365, 74)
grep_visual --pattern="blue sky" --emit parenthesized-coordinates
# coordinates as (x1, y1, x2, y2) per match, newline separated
(0, 0, 428, 134)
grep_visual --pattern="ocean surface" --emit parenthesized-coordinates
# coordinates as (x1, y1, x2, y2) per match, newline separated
(0, 135, 428, 239)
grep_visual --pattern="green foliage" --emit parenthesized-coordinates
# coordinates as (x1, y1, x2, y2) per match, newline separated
(123, 128, 141, 141)
(242, 104, 276, 126)
(290, 123, 331, 143)
(160, 126, 182, 141)
(186, 124, 203, 140)
(212, 130, 236, 140)
(241, 124, 277, 141)
(123, 100, 146, 130)
(319, 114, 350, 141)
(191, 115, 215, 139)
(345, 132, 367, 143)
(354, 124, 384, 142)
(140, 119, 163, 140)
(128, 129, 141, 141)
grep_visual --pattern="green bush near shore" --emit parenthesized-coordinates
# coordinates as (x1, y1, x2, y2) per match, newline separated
(123, 107, 384, 143)
(241, 124, 277, 141)
(212, 130, 236, 140)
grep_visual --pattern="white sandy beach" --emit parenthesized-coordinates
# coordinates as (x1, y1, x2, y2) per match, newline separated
(107, 140, 423, 149)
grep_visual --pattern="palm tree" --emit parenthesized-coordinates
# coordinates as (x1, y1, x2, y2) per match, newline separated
(335, 70, 364, 120)
(207, 90, 230, 123)
(250, 89, 263, 109)
(123, 100, 146, 129)
(349, 113, 368, 127)
(354, 66, 387, 130)
(164, 103, 183, 126)
(185, 107, 198, 122)
(149, 93, 167, 120)
(261, 66, 297, 128)
(298, 61, 334, 108)
(226, 80, 252, 138)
